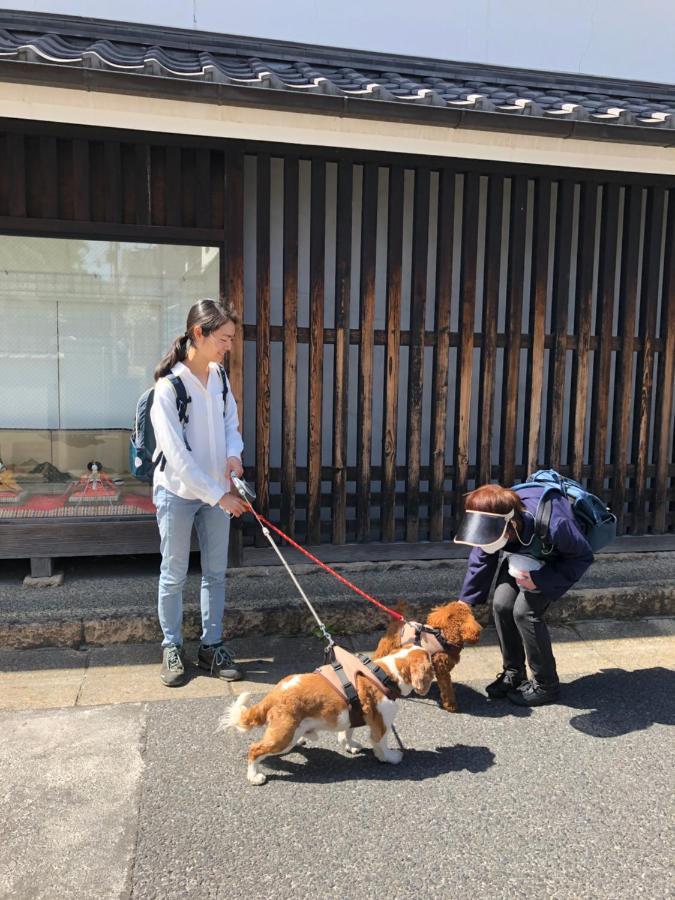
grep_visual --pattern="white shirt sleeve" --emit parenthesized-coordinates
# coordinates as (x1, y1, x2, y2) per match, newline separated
(223, 373, 244, 461)
(151, 379, 225, 507)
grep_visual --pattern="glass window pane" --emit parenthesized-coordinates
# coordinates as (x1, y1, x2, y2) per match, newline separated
(0, 236, 220, 520)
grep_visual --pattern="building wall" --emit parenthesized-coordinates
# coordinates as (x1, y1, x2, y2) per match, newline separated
(4, 0, 675, 84)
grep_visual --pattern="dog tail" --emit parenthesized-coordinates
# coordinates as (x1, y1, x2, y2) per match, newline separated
(218, 692, 270, 733)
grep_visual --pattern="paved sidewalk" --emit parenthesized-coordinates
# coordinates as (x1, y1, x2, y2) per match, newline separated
(0, 618, 674, 711)
(0, 619, 673, 900)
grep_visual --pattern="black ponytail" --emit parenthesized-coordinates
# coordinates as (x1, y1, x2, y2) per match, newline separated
(154, 299, 238, 381)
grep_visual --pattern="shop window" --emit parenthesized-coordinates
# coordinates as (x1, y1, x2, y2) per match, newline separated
(0, 236, 219, 519)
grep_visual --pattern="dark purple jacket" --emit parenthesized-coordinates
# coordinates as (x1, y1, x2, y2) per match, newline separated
(459, 485, 594, 606)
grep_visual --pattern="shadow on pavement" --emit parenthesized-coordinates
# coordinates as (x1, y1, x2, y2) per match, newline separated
(263, 741, 496, 784)
(561, 667, 675, 738)
(411, 683, 534, 719)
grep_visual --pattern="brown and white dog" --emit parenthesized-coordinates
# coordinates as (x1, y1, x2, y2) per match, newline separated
(221, 645, 434, 785)
(374, 601, 482, 713)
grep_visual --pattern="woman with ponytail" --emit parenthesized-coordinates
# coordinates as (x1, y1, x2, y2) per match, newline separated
(151, 299, 248, 687)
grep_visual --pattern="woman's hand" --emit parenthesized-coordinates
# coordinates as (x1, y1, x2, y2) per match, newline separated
(227, 456, 244, 478)
(218, 493, 248, 517)
(514, 571, 537, 592)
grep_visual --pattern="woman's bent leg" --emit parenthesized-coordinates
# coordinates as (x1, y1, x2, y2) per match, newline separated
(194, 502, 230, 646)
(492, 564, 526, 675)
(512, 591, 559, 689)
(155, 486, 199, 648)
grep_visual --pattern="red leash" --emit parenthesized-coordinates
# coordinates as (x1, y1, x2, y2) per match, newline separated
(254, 512, 405, 623)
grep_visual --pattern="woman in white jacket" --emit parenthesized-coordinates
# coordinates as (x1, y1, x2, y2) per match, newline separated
(151, 299, 248, 687)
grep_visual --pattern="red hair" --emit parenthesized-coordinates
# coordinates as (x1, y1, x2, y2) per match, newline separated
(464, 484, 524, 540)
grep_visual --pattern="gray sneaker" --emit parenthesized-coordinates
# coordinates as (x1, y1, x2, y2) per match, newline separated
(196, 642, 242, 681)
(161, 644, 186, 687)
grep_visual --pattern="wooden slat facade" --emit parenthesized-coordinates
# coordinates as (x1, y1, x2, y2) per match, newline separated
(0, 122, 673, 563)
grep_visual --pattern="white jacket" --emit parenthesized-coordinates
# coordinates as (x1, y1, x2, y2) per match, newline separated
(150, 361, 244, 506)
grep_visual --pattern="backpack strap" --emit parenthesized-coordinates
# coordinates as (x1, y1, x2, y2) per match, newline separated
(217, 365, 229, 416)
(158, 375, 192, 471)
(532, 485, 563, 553)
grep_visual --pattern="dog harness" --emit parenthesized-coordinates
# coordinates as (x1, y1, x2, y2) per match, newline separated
(399, 621, 460, 656)
(315, 645, 400, 728)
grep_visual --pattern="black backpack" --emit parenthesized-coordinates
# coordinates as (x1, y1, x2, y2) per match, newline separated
(129, 366, 228, 483)
(512, 469, 617, 554)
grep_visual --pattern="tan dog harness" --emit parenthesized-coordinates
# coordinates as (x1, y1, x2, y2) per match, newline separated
(315, 645, 399, 727)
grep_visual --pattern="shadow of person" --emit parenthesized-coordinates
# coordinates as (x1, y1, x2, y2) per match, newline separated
(410, 683, 534, 719)
(263, 742, 496, 785)
(561, 667, 675, 738)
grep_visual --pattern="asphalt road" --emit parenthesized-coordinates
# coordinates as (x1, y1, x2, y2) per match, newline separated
(4, 657, 672, 900)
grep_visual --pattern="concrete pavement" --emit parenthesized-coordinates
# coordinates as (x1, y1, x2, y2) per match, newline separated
(0, 618, 674, 899)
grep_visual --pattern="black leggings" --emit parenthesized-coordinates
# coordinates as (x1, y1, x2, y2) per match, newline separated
(492, 562, 559, 689)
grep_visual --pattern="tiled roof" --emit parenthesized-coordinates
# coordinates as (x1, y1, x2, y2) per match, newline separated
(0, 13, 674, 142)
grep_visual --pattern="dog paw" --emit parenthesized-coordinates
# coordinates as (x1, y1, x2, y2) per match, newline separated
(296, 736, 308, 747)
(383, 748, 403, 765)
(247, 771, 267, 785)
(344, 741, 364, 755)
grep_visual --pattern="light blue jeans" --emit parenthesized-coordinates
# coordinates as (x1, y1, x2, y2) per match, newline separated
(154, 484, 231, 648)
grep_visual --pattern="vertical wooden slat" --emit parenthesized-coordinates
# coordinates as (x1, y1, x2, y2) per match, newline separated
(381, 165, 404, 541)
(181, 148, 195, 228)
(135, 144, 151, 226)
(590, 184, 620, 496)
(501, 175, 527, 486)
(477, 175, 503, 486)
(525, 179, 551, 476)
(612, 185, 642, 532)
(57, 139, 74, 220)
(165, 146, 181, 227)
(546, 180, 575, 470)
(632, 187, 665, 533)
(103, 142, 122, 223)
(71, 139, 90, 221)
(569, 182, 598, 481)
(224, 150, 245, 408)
(255, 154, 271, 525)
(281, 157, 299, 537)
(307, 160, 326, 544)
(89, 142, 105, 222)
(429, 168, 455, 539)
(194, 147, 211, 229)
(455, 172, 480, 514)
(150, 146, 166, 227)
(654, 191, 675, 533)
(405, 168, 430, 542)
(331, 161, 353, 544)
(223, 149, 245, 566)
(6, 133, 26, 217)
(356, 163, 378, 542)
(121, 143, 136, 225)
(40, 136, 58, 219)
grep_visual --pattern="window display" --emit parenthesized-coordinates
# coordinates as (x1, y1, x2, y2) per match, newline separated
(0, 236, 220, 520)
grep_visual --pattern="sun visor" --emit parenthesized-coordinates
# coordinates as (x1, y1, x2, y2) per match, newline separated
(453, 510, 512, 547)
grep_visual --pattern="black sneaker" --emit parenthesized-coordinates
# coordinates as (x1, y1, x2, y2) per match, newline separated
(486, 670, 526, 699)
(161, 644, 186, 687)
(507, 682, 560, 707)
(197, 642, 243, 681)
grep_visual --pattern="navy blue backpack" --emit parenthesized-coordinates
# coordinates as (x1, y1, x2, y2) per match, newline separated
(512, 469, 617, 553)
(129, 367, 228, 483)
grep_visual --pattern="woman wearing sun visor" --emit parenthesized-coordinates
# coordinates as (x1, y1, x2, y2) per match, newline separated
(455, 484, 594, 706)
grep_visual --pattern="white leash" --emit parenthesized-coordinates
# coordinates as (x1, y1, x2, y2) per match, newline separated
(230, 475, 334, 646)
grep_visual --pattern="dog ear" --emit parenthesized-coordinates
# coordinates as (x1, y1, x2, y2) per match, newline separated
(459, 606, 483, 644)
(409, 652, 434, 695)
